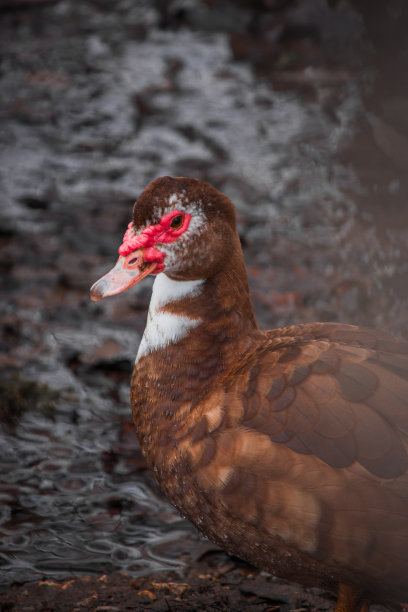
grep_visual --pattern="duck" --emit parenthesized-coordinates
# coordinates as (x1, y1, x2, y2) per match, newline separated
(90, 176, 408, 612)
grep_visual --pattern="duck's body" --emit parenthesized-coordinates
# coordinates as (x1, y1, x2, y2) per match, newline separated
(91, 177, 408, 610)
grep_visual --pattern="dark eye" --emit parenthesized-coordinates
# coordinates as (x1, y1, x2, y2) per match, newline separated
(170, 214, 184, 230)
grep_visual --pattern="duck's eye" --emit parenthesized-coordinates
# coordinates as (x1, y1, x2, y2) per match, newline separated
(170, 214, 184, 230)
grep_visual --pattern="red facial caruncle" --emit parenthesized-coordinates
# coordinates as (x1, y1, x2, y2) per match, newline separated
(90, 210, 191, 302)
(119, 210, 191, 273)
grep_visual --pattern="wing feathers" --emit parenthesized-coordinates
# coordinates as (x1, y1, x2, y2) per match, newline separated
(237, 326, 408, 479)
(333, 361, 379, 402)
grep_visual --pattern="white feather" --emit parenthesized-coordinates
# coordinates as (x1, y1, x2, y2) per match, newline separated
(136, 273, 204, 361)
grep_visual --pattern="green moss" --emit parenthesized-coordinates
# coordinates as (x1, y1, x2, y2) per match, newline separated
(274, 51, 297, 71)
(0, 372, 59, 427)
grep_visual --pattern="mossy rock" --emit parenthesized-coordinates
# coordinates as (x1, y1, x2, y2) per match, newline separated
(0, 372, 59, 427)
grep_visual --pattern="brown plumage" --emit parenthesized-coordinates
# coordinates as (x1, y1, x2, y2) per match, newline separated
(91, 176, 408, 611)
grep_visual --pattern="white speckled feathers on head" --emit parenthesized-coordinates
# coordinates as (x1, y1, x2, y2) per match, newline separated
(157, 198, 207, 274)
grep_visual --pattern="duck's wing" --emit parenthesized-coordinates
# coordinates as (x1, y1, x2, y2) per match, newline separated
(185, 323, 408, 591)
(233, 322, 408, 480)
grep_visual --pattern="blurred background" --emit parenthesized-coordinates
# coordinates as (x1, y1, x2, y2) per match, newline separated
(0, 0, 407, 607)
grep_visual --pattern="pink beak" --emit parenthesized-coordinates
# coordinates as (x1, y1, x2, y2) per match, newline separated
(90, 250, 157, 302)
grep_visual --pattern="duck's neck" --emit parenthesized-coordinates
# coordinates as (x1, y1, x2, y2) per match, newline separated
(135, 274, 206, 363)
(138, 244, 257, 360)
(131, 247, 260, 469)
(132, 247, 259, 423)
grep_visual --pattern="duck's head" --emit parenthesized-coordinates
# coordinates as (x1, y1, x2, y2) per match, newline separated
(90, 176, 238, 301)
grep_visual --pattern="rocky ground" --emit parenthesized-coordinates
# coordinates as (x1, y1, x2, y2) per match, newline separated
(0, 0, 407, 609)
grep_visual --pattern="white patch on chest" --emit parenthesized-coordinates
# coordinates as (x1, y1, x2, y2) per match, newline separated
(136, 273, 204, 362)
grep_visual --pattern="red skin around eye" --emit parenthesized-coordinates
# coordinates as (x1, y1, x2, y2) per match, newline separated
(118, 211, 191, 263)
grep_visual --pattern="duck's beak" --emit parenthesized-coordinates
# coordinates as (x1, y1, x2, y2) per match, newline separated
(90, 250, 157, 302)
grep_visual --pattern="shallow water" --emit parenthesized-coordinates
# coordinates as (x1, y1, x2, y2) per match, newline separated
(1, 0, 407, 590)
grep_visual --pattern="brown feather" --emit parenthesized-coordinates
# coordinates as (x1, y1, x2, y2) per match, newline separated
(117, 177, 408, 609)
